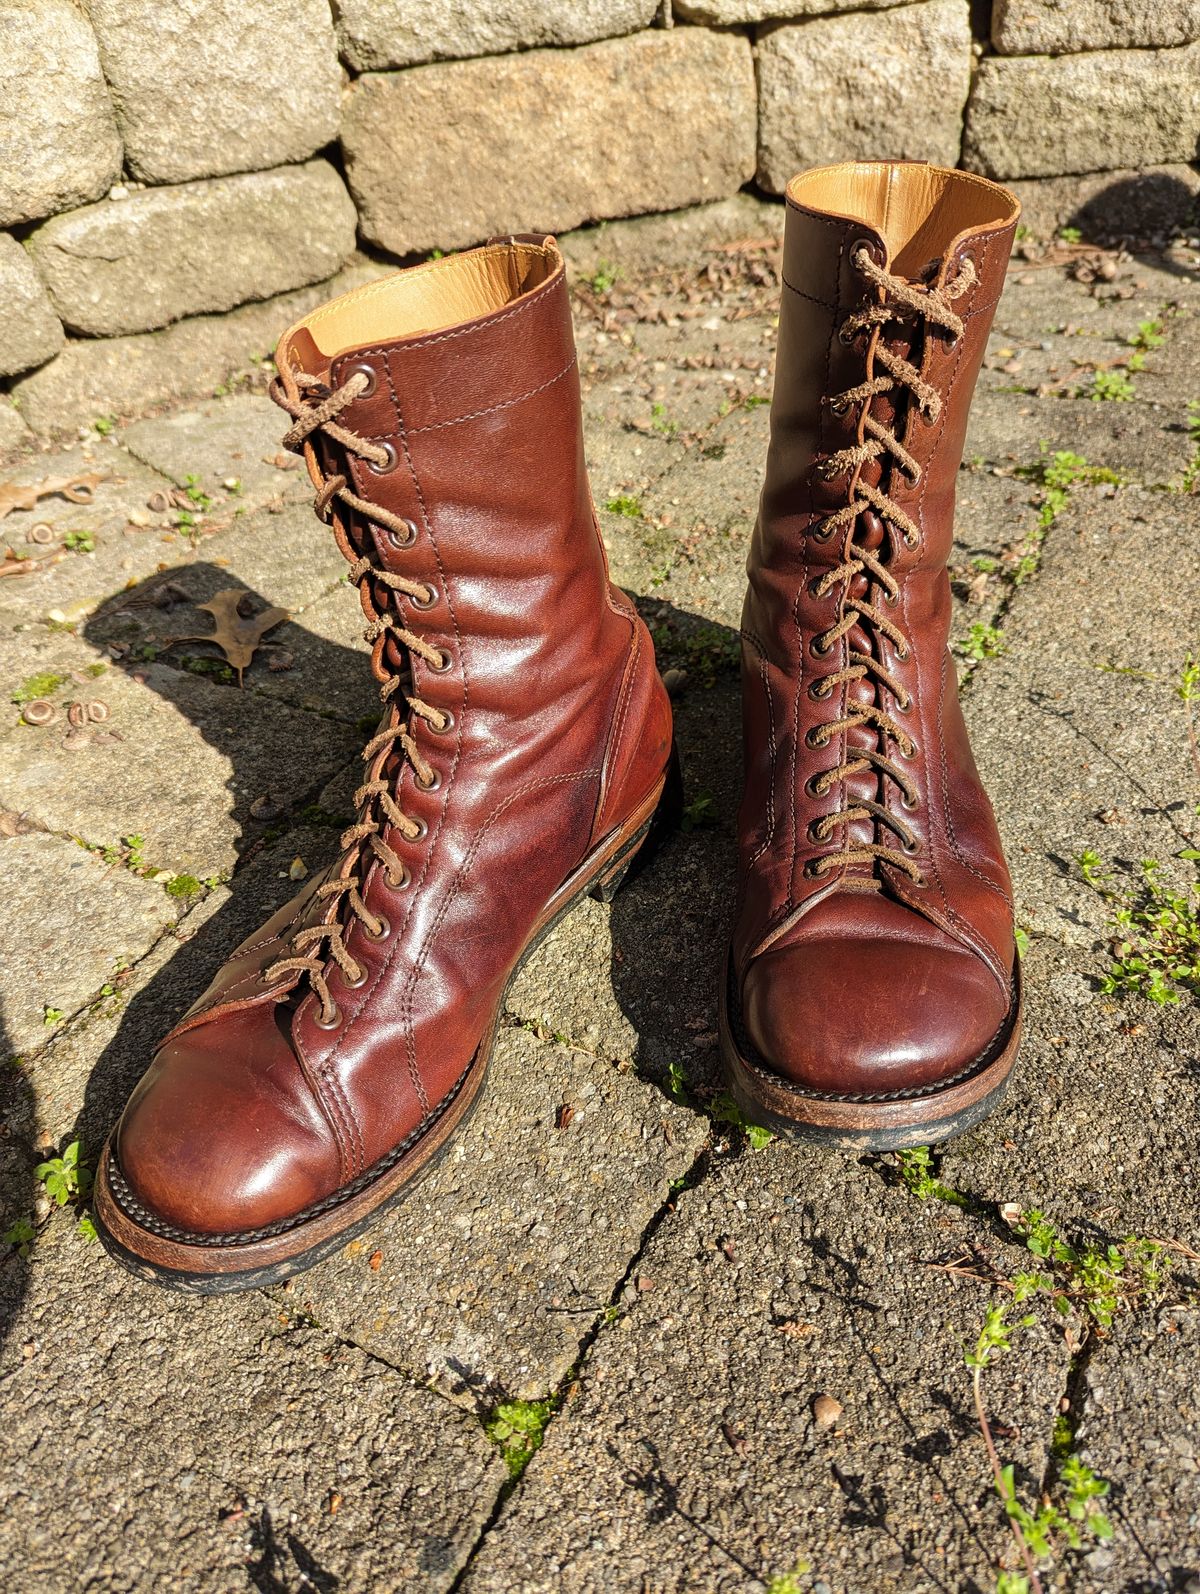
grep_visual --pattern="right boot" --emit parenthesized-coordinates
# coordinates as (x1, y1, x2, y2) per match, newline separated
(94, 236, 677, 1290)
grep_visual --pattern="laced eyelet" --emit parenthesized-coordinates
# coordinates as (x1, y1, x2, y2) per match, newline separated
(386, 518, 418, 550)
(344, 363, 377, 399)
(313, 1003, 342, 1031)
(809, 678, 832, 701)
(405, 816, 428, 843)
(410, 584, 437, 610)
(829, 395, 850, 416)
(895, 694, 913, 715)
(385, 863, 411, 890)
(364, 913, 390, 942)
(851, 239, 880, 274)
(804, 857, 827, 879)
(366, 441, 399, 475)
(340, 962, 369, 991)
(837, 322, 857, 347)
(429, 708, 455, 735)
(810, 521, 836, 542)
(807, 818, 831, 843)
(900, 791, 919, 812)
(811, 636, 832, 658)
(805, 772, 828, 798)
(426, 647, 452, 673)
(416, 767, 441, 793)
(901, 834, 920, 855)
(805, 726, 829, 750)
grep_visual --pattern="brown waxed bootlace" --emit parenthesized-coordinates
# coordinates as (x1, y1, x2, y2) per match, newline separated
(260, 368, 449, 1026)
(805, 247, 977, 888)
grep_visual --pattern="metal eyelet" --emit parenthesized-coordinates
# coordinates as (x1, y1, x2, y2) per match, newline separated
(811, 636, 832, 658)
(809, 679, 832, 701)
(313, 1003, 342, 1031)
(807, 818, 831, 844)
(829, 395, 850, 416)
(901, 833, 920, 855)
(416, 767, 441, 793)
(900, 791, 919, 812)
(850, 239, 879, 274)
(805, 726, 829, 750)
(386, 518, 418, 550)
(805, 772, 828, 798)
(364, 913, 390, 942)
(384, 862, 411, 891)
(405, 816, 428, 843)
(366, 441, 399, 475)
(837, 322, 857, 346)
(426, 647, 452, 673)
(429, 709, 454, 735)
(344, 363, 377, 398)
(804, 858, 827, 879)
(409, 584, 437, 610)
(340, 962, 369, 991)
(895, 694, 913, 715)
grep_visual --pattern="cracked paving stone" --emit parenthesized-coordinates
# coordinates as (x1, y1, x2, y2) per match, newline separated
(0, 659, 360, 879)
(965, 482, 1200, 950)
(0, 830, 180, 1061)
(458, 1147, 1071, 1594)
(273, 1024, 707, 1405)
(0, 1226, 506, 1592)
(964, 385, 1192, 484)
(120, 391, 310, 515)
(1070, 1304, 1200, 1594)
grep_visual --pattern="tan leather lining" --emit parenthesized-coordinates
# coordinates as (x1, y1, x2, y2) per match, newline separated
(787, 163, 1019, 274)
(279, 241, 560, 374)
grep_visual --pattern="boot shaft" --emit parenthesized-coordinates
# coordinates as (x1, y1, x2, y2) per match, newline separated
(753, 162, 1019, 590)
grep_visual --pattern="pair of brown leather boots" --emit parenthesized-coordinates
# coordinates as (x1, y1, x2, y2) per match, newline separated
(95, 161, 1024, 1292)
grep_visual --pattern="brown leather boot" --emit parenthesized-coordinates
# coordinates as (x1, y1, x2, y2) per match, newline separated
(721, 162, 1022, 1148)
(95, 237, 676, 1289)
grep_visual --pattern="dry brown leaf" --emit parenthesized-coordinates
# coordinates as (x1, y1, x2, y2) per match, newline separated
(0, 472, 109, 522)
(168, 588, 289, 685)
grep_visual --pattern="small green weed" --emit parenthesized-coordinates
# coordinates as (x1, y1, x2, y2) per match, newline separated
(12, 671, 67, 704)
(1057, 227, 1083, 245)
(36, 1140, 93, 1207)
(92, 415, 116, 436)
(589, 260, 618, 295)
(485, 1396, 558, 1479)
(650, 402, 678, 439)
(710, 1091, 773, 1150)
(1129, 319, 1165, 352)
(895, 1146, 970, 1208)
(665, 1059, 690, 1103)
(3, 1218, 35, 1256)
(165, 873, 203, 901)
(764, 1565, 812, 1594)
(744, 393, 771, 409)
(647, 618, 739, 688)
(1078, 849, 1200, 1005)
(63, 530, 95, 553)
(604, 493, 643, 519)
(957, 622, 1005, 662)
(680, 791, 716, 832)
(42, 1006, 64, 1027)
(1085, 369, 1135, 403)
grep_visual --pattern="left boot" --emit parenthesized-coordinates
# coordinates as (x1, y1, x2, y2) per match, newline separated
(94, 236, 676, 1289)
(722, 161, 1023, 1148)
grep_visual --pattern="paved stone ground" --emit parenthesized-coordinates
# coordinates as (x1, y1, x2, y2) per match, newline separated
(1, 198, 1198, 1592)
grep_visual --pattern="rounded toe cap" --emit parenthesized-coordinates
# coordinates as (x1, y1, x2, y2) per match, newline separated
(741, 919, 1012, 1099)
(114, 1015, 341, 1238)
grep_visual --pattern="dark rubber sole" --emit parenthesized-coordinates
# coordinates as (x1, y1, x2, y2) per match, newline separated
(94, 745, 683, 1295)
(718, 950, 1023, 1152)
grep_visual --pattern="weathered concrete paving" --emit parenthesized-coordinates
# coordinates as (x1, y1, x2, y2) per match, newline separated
(1, 207, 1199, 1590)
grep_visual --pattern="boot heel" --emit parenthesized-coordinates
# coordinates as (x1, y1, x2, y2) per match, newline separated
(589, 743, 683, 904)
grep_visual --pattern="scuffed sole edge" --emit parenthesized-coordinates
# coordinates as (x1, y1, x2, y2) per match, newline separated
(718, 953, 1023, 1152)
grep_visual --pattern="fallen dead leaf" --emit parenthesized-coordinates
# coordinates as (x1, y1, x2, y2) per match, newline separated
(164, 587, 289, 685)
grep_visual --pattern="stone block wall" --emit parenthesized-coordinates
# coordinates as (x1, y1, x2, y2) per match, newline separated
(2, 0, 1198, 437)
